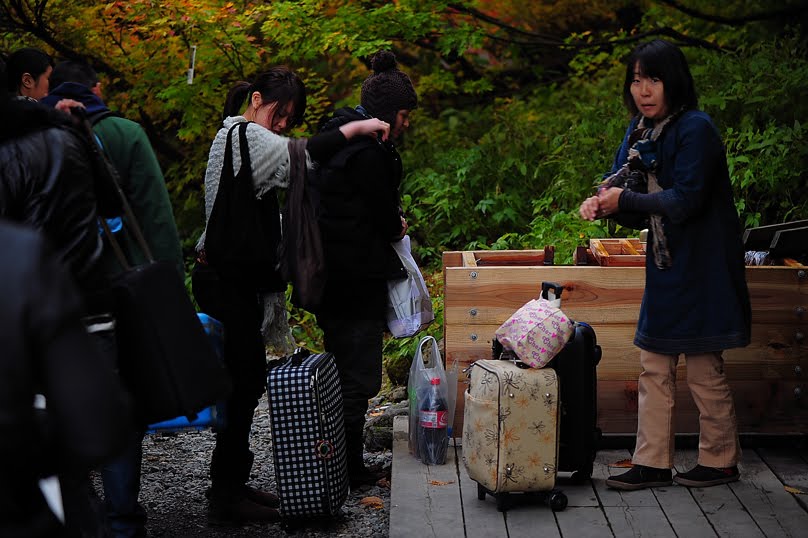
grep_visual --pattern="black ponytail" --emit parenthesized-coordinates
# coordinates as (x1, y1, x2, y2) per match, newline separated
(222, 81, 251, 120)
(221, 67, 306, 127)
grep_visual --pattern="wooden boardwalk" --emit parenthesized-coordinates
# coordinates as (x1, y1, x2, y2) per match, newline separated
(389, 417, 808, 537)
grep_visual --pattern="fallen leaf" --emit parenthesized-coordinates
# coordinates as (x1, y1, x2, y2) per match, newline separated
(429, 480, 455, 486)
(785, 485, 806, 495)
(376, 478, 391, 489)
(609, 459, 634, 468)
(359, 496, 384, 509)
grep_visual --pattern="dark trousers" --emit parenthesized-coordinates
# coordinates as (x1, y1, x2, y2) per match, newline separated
(193, 265, 266, 492)
(318, 315, 384, 473)
(100, 430, 146, 538)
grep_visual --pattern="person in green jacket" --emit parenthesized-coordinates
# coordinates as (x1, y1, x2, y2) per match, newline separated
(42, 60, 183, 538)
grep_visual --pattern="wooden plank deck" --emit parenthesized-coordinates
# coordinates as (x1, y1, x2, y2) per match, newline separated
(389, 417, 808, 537)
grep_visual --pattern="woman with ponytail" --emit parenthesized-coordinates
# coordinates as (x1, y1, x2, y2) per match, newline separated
(193, 66, 389, 524)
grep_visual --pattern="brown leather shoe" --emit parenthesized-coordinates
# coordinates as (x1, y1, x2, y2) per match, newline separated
(243, 485, 280, 508)
(208, 490, 281, 524)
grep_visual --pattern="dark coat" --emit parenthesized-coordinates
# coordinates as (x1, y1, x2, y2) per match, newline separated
(313, 107, 406, 319)
(614, 110, 751, 354)
(44, 82, 185, 279)
(0, 221, 130, 536)
(0, 110, 105, 291)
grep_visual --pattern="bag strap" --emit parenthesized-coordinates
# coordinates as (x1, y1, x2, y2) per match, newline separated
(99, 158, 156, 268)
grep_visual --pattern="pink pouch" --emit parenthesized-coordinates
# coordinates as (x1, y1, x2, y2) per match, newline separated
(494, 284, 574, 368)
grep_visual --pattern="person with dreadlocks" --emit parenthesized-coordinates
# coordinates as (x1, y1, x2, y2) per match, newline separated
(580, 39, 751, 491)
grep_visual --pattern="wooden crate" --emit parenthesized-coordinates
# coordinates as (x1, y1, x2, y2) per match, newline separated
(589, 238, 646, 267)
(443, 249, 808, 437)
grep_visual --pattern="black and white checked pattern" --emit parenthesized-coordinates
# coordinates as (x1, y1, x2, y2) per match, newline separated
(267, 352, 348, 518)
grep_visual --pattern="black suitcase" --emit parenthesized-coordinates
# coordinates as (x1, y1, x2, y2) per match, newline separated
(266, 349, 349, 521)
(492, 282, 602, 482)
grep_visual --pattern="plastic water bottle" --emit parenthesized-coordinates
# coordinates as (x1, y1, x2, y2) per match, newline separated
(419, 377, 448, 465)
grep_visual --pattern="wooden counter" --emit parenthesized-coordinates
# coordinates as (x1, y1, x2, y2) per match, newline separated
(443, 249, 808, 437)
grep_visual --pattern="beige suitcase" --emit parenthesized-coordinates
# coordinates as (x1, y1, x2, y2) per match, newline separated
(462, 359, 567, 512)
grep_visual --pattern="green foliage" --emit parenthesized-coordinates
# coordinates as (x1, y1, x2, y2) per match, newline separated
(4, 0, 807, 387)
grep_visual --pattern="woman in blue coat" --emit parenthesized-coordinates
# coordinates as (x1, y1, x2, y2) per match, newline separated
(580, 39, 751, 490)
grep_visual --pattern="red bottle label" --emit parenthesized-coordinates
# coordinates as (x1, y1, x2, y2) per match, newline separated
(419, 410, 448, 428)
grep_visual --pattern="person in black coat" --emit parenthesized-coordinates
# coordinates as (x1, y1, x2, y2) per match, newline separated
(0, 55, 128, 536)
(314, 50, 415, 488)
(0, 58, 120, 296)
(0, 219, 131, 537)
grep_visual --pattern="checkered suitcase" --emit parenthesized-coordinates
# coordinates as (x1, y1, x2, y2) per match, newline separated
(266, 349, 348, 520)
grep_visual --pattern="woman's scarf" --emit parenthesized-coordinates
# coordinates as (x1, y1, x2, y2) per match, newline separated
(604, 110, 682, 269)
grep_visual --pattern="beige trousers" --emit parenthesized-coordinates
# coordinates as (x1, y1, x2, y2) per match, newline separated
(632, 350, 741, 469)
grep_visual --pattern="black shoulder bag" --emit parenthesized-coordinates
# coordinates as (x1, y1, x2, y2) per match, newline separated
(205, 121, 282, 290)
(100, 178, 232, 425)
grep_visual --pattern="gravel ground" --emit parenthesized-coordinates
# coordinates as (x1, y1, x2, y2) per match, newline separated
(127, 394, 393, 537)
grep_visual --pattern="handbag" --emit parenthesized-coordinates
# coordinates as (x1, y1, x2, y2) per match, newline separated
(494, 281, 574, 368)
(100, 178, 232, 426)
(386, 235, 434, 338)
(205, 121, 283, 290)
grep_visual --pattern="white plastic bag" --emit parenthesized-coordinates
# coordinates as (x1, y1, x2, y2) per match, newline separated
(407, 336, 455, 462)
(387, 235, 434, 338)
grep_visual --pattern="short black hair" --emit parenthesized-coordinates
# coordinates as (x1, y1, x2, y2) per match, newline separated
(50, 60, 99, 90)
(6, 47, 53, 92)
(622, 39, 698, 116)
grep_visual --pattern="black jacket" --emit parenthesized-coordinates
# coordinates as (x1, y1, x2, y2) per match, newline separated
(313, 107, 406, 318)
(0, 100, 116, 292)
(0, 221, 130, 536)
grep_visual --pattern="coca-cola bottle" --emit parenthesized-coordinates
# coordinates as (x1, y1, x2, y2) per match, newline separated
(419, 377, 449, 465)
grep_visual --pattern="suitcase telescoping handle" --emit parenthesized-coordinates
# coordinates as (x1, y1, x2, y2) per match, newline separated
(289, 347, 311, 366)
(541, 281, 564, 301)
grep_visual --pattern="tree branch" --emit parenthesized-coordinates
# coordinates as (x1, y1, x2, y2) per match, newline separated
(446, 2, 566, 46)
(658, 0, 808, 26)
(2, 1, 130, 84)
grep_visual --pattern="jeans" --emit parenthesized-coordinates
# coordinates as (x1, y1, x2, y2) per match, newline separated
(101, 430, 146, 538)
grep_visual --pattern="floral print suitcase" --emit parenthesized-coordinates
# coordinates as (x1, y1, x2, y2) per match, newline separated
(463, 359, 567, 512)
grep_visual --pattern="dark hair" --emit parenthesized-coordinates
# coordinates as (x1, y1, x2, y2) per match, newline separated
(222, 66, 306, 128)
(6, 47, 54, 93)
(50, 60, 99, 90)
(622, 39, 698, 115)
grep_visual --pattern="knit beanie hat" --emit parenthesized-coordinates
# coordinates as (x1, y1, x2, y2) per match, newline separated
(360, 51, 417, 126)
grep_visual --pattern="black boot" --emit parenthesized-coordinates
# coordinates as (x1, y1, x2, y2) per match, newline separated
(345, 421, 387, 489)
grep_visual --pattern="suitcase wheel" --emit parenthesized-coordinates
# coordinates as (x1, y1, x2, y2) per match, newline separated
(495, 492, 512, 512)
(477, 483, 487, 501)
(570, 463, 594, 484)
(548, 490, 568, 512)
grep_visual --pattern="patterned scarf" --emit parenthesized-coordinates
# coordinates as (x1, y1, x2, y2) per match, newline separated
(604, 110, 683, 269)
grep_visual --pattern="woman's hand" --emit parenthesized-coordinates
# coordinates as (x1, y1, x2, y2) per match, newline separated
(339, 118, 391, 141)
(597, 187, 623, 217)
(54, 98, 85, 113)
(394, 216, 408, 240)
(579, 195, 601, 221)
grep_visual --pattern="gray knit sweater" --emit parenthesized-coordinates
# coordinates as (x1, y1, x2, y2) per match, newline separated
(197, 115, 312, 250)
